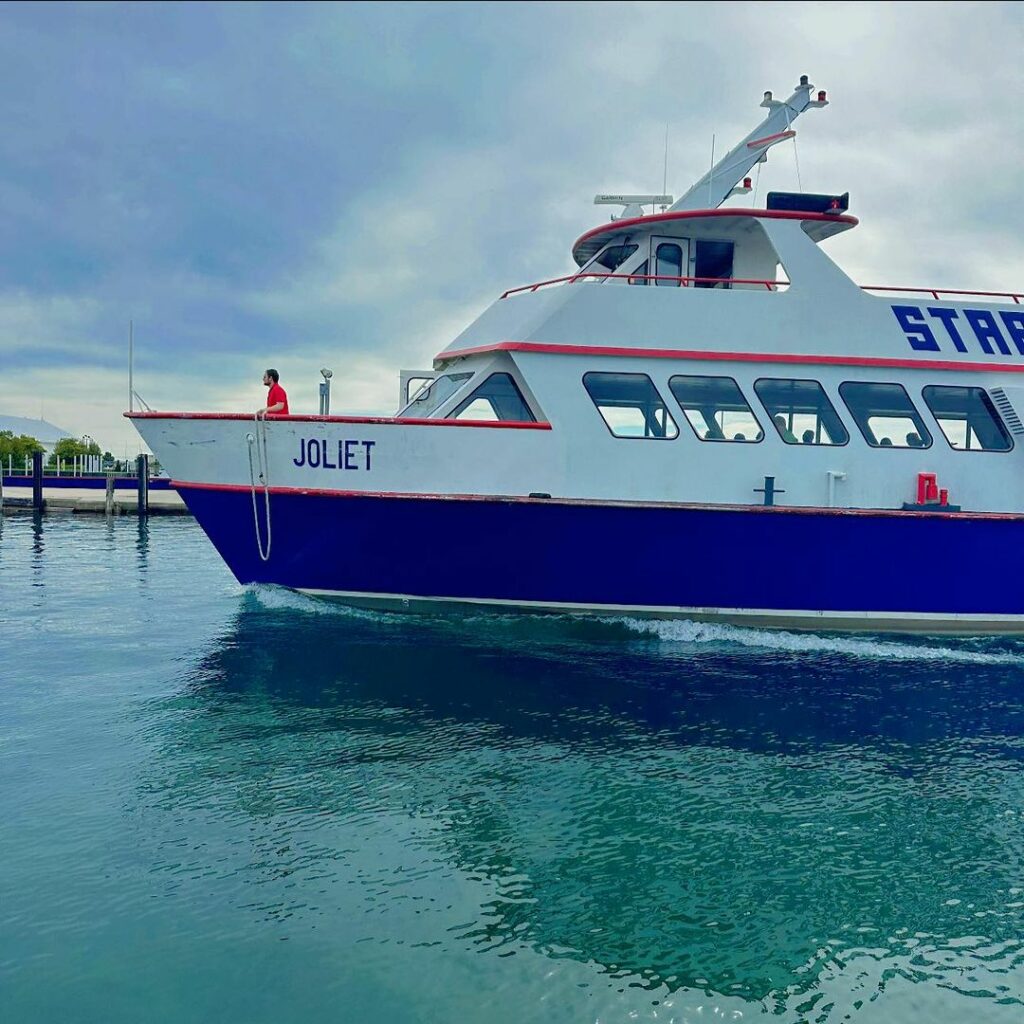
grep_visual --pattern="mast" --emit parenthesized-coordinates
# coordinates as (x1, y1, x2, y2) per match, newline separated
(670, 75, 828, 213)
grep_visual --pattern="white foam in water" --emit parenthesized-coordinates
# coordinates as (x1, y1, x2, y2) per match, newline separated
(245, 584, 397, 623)
(244, 585, 1024, 665)
(607, 616, 1024, 665)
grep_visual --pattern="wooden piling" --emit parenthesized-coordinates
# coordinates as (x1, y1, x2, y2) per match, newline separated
(105, 472, 115, 516)
(136, 454, 149, 517)
(32, 451, 43, 510)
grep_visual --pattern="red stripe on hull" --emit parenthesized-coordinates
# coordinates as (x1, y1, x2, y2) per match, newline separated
(126, 411, 551, 429)
(171, 480, 1024, 522)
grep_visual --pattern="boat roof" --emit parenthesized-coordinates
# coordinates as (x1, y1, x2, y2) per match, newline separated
(571, 208, 858, 267)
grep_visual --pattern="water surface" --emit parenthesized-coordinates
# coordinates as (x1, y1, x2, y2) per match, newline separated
(2, 513, 1023, 1022)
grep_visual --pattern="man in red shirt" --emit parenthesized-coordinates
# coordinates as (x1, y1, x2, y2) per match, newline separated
(260, 368, 290, 415)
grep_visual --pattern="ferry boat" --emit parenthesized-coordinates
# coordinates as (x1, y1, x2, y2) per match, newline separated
(129, 76, 1024, 634)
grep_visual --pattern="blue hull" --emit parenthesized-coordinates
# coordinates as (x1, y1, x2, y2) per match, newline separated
(179, 486, 1022, 625)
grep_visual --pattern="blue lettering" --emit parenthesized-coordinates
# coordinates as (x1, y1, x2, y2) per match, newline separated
(293, 438, 306, 467)
(965, 308, 1011, 355)
(307, 439, 321, 468)
(926, 307, 968, 353)
(321, 438, 336, 469)
(363, 440, 375, 471)
(892, 305, 938, 351)
(344, 439, 359, 470)
(999, 310, 1024, 354)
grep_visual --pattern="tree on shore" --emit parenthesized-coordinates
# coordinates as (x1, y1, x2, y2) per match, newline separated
(48, 436, 102, 466)
(0, 430, 44, 462)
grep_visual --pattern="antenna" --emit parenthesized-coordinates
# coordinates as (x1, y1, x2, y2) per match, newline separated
(661, 124, 669, 212)
(128, 320, 134, 413)
(707, 134, 716, 207)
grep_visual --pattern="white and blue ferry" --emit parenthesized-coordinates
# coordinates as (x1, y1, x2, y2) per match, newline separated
(130, 76, 1024, 634)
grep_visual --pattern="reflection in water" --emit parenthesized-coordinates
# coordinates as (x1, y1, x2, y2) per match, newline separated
(150, 593, 1024, 1011)
(4, 515, 1024, 1022)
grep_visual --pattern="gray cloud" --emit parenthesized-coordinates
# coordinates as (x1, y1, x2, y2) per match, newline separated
(2, 1, 1022, 449)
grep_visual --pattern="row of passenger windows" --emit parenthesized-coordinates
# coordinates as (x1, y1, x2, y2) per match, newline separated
(582, 372, 1014, 452)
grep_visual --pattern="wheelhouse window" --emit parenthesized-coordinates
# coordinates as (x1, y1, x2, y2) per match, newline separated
(922, 385, 1013, 451)
(449, 372, 536, 422)
(583, 372, 678, 439)
(668, 375, 763, 442)
(402, 372, 472, 417)
(591, 244, 639, 273)
(628, 259, 649, 285)
(839, 381, 931, 448)
(755, 378, 849, 446)
(694, 240, 735, 289)
(654, 242, 684, 285)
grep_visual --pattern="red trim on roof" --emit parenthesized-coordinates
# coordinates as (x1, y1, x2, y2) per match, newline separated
(125, 411, 551, 430)
(571, 207, 858, 256)
(171, 479, 1024, 521)
(436, 339, 1024, 375)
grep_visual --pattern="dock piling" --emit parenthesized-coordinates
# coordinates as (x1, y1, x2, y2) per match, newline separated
(136, 454, 149, 517)
(105, 472, 115, 516)
(32, 451, 43, 510)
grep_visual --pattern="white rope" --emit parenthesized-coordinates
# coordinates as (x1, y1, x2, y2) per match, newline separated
(246, 412, 272, 562)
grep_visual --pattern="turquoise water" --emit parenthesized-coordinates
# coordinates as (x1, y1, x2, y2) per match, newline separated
(2, 514, 1023, 1023)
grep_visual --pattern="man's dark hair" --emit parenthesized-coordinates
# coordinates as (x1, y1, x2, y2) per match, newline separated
(266, 368, 279, 383)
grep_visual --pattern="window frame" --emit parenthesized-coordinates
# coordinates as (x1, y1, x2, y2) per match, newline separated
(581, 371, 679, 441)
(399, 371, 474, 418)
(921, 384, 1015, 453)
(447, 371, 537, 423)
(668, 374, 764, 444)
(753, 377, 851, 448)
(838, 380, 933, 450)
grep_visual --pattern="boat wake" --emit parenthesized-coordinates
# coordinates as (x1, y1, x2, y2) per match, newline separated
(607, 615, 1024, 665)
(245, 584, 1024, 666)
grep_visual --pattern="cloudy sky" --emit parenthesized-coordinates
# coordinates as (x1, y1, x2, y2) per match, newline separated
(2, 1, 1023, 454)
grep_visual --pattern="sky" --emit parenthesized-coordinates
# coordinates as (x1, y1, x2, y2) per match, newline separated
(2, 0, 1023, 455)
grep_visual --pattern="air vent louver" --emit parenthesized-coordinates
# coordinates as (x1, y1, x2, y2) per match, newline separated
(989, 388, 1024, 436)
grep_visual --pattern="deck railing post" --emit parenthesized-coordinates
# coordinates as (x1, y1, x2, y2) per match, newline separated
(136, 454, 149, 517)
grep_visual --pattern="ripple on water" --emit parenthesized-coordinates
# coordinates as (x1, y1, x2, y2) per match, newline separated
(1, 515, 1023, 1024)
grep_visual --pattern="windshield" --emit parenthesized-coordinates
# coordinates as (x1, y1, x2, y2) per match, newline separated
(399, 372, 473, 417)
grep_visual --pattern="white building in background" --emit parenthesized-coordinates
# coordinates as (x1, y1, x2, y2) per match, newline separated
(0, 414, 74, 455)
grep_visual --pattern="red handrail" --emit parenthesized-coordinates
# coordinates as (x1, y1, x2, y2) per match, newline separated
(861, 285, 1024, 304)
(500, 272, 786, 299)
(499, 274, 1024, 304)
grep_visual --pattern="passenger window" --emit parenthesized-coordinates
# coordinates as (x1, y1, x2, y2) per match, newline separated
(922, 385, 1013, 451)
(694, 240, 735, 289)
(583, 372, 678, 439)
(839, 382, 931, 448)
(592, 244, 639, 272)
(669, 375, 763, 442)
(755, 378, 849, 446)
(449, 373, 536, 422)
(654, 243, 683, 285)
(402, 372, 473, 417)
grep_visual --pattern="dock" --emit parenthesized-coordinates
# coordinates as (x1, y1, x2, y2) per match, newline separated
(0, 485, 188, 516)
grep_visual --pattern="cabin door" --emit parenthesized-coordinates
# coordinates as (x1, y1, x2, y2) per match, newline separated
(648, 236, 690, 286)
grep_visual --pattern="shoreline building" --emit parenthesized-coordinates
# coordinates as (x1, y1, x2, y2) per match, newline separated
(0, 414, 74, 456)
